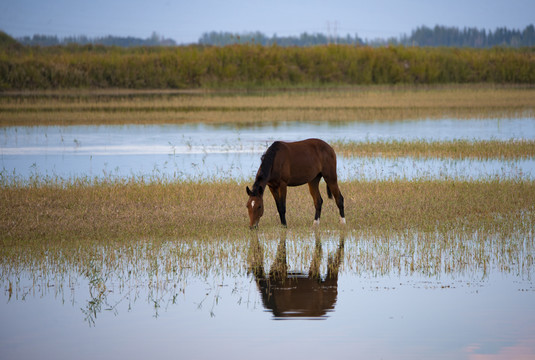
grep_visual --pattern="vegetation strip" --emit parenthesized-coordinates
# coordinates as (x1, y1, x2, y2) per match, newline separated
(1, 44, 534, 90)
(2, 179, 534, 242)
(333, 139, 535, 159)
(1, 86, 534, 126)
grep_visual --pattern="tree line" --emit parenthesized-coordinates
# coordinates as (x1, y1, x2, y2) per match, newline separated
(12, 24, 535, 48)
(17, 32, 177, 47)
(200, 25, 535, 47)
(404, 25, 535, 47)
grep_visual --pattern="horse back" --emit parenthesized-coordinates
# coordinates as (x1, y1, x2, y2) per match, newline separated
(273, 139, 337, 186)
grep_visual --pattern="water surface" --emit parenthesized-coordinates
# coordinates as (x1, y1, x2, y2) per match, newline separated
(1, 231, 534, 359)
(2, 118, 534, 181)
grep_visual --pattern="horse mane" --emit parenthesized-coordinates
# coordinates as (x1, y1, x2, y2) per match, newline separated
(252, 141, 281, 194)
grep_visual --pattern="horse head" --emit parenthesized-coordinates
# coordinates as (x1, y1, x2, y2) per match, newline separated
(246, 186, 264, 229)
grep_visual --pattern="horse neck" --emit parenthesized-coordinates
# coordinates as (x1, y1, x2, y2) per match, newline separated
(252, 175, 269, 195)
(253, 151, 275, 194)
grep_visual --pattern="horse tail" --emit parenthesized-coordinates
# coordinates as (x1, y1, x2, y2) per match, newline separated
(326, 183, 333, 199)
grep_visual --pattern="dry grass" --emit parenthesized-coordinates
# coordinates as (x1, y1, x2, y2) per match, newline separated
(1, 85, 534, 126)
(333, 139, 535, 159)
(1, 179, 534, 243)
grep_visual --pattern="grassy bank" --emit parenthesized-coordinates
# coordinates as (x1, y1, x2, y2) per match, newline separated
(333, 139, 535, 159)
(1, 86, 534, 126)
(1, 44, 534, 90)
(1, 179, 534, 243)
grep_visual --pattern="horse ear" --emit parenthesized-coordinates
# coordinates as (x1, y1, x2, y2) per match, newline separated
(246, 186, 253, 196)
(258, 186, 264, 196)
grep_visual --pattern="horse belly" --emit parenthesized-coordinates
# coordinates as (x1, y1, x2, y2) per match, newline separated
(287, 162, 321, 186)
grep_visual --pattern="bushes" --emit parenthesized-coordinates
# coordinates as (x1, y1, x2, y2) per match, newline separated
(1, 44, 534, 90)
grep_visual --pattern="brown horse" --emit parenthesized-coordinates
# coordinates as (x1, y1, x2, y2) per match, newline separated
(246, 138, 345, 228)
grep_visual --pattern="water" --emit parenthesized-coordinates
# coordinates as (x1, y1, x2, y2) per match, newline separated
(1, 231, 534, 359)
(3, 273, 533, 359)
(1, 117, 535, 181)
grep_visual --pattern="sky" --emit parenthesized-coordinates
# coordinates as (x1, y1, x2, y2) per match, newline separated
(1, 0, 534, 44)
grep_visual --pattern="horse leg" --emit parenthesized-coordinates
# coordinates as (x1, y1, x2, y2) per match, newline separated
(269, 185, 287, 227)
(278, 183, 288, 227)
(325, 179, 345, 224)
(308, 175, 323, 226)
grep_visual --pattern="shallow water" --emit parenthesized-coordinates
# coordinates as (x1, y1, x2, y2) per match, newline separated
(1, 118, 535, 181)
(1, 231, 534, 359)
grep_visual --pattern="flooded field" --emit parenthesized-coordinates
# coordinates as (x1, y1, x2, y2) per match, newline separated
(1, 88, 535, 359)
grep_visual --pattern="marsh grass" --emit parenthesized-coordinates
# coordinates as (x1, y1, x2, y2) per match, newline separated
(1, 86, 534, 126)
(333, 139, 535, 159)
(2, 179, 534, 243)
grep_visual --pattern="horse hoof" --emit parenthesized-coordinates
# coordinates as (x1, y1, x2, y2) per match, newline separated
(340, 217, 346, 225)
(313, 219, 320, 226)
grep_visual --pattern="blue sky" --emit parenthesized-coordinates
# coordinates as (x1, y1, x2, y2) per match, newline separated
(1, 0, 533, 43)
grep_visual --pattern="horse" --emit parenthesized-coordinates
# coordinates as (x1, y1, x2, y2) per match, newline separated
(246, 138, 345, 228)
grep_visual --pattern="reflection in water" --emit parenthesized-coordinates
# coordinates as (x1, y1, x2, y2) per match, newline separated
(248, 231, 344, 319)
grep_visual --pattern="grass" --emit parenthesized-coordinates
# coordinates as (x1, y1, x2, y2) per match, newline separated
(1, 85, 534, 126)
(1, 178, 534, 243)
(333, 139, 535, 159)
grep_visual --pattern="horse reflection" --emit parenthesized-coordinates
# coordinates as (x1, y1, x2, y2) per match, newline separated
(248, 231, 344, 319)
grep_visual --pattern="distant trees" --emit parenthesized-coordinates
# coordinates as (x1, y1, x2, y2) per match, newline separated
(199, 25, 535, 47)
(13, 25, 535, 48)
(406, 25, 535, 47)
(17, 32, 177, 47)
(198, 31, 364, 46)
